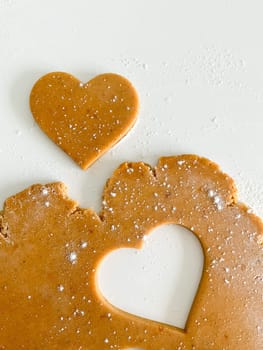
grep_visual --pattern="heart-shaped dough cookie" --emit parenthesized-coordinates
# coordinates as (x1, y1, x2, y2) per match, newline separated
(30, 72, 139, 169)
(0, 155, 262, 349)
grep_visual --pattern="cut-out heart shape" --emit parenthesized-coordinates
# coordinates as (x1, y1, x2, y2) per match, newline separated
(30, 72, 139, 169)
(98, 224, 204, 329)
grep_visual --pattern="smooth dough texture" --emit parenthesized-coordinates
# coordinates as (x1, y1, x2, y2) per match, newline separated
(30, 72, 139, 169)
(0, 155, 262, 349)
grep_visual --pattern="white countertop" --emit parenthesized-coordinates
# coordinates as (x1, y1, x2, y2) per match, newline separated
(1, 0, 263, 338)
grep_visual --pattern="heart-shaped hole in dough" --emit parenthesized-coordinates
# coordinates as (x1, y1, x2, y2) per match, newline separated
(98, 224, 204, 330)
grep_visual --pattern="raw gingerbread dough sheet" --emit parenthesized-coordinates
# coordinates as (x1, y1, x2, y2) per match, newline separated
(0, 155, 262, 349)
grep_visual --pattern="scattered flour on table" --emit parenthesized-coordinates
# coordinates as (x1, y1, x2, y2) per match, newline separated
(237, 177, 263, 218)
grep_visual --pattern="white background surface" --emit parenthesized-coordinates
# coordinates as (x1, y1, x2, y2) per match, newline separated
(1, 0, 263, 337)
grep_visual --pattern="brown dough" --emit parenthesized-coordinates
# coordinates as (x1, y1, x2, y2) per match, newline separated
(30, 72, 139, 169)
(0, 155, 262, 349)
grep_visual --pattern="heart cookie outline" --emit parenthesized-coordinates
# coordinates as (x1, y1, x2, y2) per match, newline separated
(0, 155, 262, 349)
(30, 72, 139, 169)
(97, 223, 204, 329)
